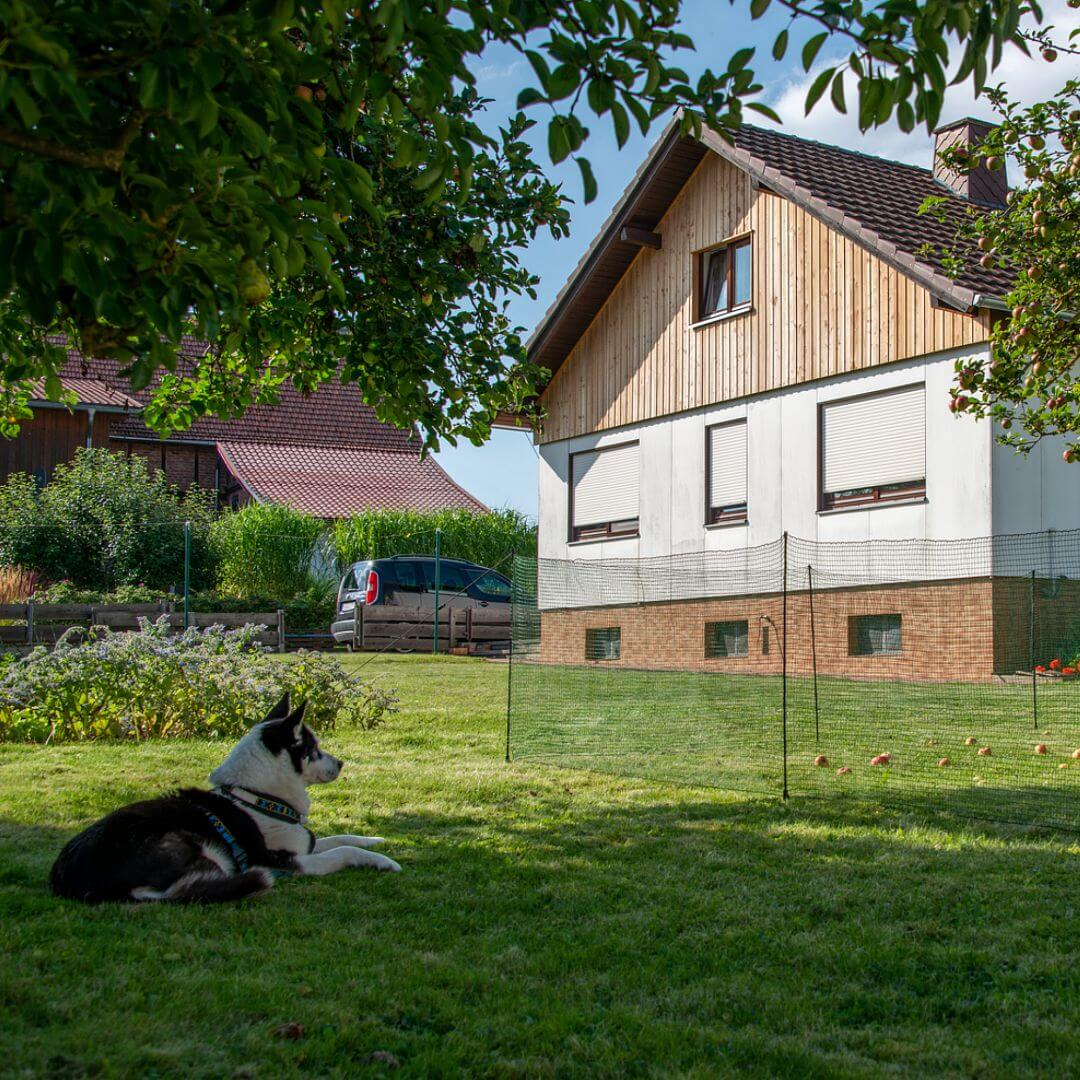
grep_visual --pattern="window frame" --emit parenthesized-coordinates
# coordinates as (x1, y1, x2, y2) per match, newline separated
(585, 626, 622, 662)
(705, 619, 750, 659)
(568, 441, 640, 543)
(705, 419, 749, 526)
(849, 613, 903, 657)
(817, 384, 927, 512)
(693, 234, 753, 325)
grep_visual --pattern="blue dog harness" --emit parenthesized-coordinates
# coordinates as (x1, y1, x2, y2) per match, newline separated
(201, 809, 251, 873)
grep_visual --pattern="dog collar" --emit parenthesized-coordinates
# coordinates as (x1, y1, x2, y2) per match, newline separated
(218, 785, 304, 824)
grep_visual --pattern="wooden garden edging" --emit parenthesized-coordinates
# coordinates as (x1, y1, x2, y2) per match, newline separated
(0, 601, 286, 652)
(351, 605, 510, 655)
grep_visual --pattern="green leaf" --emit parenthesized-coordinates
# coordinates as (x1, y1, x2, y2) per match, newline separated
(610, 101, 630, 147)
(772, 30, 788, 61)
(804, 67, 835, 113)
(547, 118, 571, 164)
(545, 64, 580, 101)
(801, 33, 827, 72)
(577, 157, 597, 204)
(830, 72, 846, 114)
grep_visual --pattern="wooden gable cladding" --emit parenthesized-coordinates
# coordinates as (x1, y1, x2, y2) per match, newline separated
(538, 152, 992, 445)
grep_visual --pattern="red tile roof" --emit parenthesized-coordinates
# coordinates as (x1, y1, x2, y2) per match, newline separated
(217, 441, 487, 517)
(56, 344, 419, 452)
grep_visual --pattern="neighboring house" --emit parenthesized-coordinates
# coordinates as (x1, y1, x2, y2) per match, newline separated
(528, 116, 1080, 677)
(4, 343, 485, 517)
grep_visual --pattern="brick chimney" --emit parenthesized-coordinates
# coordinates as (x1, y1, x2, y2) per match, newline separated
(933, 118, 1008, 207)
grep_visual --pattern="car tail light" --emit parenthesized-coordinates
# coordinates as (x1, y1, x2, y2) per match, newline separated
(364, 569, 379, 605)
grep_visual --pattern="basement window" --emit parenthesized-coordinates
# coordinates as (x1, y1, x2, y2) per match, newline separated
(850, 614, 902, 657)
(695, 236, 752, 322)
(585, 627, 621, 662)
(705, 620, 749, 658)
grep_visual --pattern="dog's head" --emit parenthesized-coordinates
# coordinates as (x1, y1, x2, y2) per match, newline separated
(257, 694, 343, 785)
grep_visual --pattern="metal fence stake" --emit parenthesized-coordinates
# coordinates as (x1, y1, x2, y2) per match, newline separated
(182, 520, 191, 630)
(433, 527, 442, 655)
(808, 563, 820, 744)
(506, 550, 516, 763)
(781, 531, 789, 800)
(1030, 569, 1038, 732)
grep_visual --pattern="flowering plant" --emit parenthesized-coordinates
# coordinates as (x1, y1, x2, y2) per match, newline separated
(1050, 658, 1063, 671)
(0, 618, 394, 743)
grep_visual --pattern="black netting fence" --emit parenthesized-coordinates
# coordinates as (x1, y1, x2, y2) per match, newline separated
(508, 529, 1080, 830)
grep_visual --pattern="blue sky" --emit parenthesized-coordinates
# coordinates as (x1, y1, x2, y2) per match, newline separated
(434, 0, 1079, 518)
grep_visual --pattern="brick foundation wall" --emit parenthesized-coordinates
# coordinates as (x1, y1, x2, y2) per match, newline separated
(537, 577, 1072, 682)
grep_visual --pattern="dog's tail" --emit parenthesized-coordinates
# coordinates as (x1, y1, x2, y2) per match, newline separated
(132, 868, 275, 904)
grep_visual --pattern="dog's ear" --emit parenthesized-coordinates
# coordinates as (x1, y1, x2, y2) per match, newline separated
(287, 701, 308, 739)
(264, 693, 291, 723)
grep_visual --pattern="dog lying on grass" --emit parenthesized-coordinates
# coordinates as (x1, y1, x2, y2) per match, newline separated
(49, 694, 400, 903)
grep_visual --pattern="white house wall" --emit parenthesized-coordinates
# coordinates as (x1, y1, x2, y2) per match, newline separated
(540, 344, 1024, 564)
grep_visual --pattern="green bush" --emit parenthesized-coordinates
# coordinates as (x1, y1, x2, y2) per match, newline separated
(0, 448, 215, 591)
(0, 618, 395, 743)
(331, 508, 536, 572)
(212, 502, 327, 600)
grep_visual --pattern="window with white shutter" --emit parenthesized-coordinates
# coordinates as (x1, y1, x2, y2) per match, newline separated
(707, 420, 748, 524)
(820, 385, 926, 510)
(570, 442, 640, 541)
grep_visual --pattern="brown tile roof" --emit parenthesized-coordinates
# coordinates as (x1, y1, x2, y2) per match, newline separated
(56, 343, 419, 452)
(217, 441, 487, 518)
(529, 116, 1013, 379)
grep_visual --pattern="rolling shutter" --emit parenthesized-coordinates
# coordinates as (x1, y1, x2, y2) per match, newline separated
(822, 385, 925, 494)
(708, 421, 748, 508)
(572, 443, 639, 527)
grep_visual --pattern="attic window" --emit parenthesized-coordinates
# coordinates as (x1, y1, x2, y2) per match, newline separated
(696, 237, 751, 322)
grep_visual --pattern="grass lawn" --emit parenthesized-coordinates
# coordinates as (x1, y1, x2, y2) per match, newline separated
(1, 654, 1078, 1077)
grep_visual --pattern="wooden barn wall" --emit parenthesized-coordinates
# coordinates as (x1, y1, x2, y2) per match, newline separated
(539, 153, 992, 445)
(0, 409, 114, 483)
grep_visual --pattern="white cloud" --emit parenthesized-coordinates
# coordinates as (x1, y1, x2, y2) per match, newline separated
(762, 0, 1080, 169)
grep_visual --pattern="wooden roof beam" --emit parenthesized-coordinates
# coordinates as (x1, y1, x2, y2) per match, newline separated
(619, 225, 662, 249)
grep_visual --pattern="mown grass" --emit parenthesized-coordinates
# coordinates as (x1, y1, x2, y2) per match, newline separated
(1, 654, 1078, 1078)
(511, 664, 1080, 828)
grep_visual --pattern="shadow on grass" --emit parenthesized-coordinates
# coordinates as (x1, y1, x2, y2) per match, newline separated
(2, 780, 1078, 1077)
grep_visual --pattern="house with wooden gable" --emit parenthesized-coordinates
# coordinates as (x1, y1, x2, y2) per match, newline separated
(527, 117, 1080, 677)
(2, 343, 485, 518)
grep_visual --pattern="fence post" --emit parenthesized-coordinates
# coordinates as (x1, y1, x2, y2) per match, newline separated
(505, 550, 515, 763)
(26, 596, 33, 646)
(1030, 569, 1038, 731)
(807, 563, 820, 744)
(433, 527, 442, 655)
(781, 531, 789, 800)
(276, 609, 285, 654)
(182, 520, 191, 630)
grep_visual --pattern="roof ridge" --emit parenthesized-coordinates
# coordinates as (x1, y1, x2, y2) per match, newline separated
(737, 122, 936, 179)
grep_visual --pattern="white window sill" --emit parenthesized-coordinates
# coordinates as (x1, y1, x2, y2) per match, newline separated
(705, 519, 749, 531)
(692, 304, 752, 330)
(567, 535, 640, 548)
(817, 498, 928, 517)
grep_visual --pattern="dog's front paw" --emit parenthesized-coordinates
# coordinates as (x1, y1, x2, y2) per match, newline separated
(369, 853, 401, 873)
(354, 836, 384, 848)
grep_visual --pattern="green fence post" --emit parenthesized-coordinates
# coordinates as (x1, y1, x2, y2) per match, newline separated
(433, 527, 441, 655)
(183, 520, 191, 630)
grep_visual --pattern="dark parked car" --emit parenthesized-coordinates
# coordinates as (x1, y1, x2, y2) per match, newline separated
(331, 555, 512, 645)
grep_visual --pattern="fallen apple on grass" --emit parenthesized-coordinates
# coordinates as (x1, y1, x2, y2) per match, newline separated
(978, 746, 992, 756)
(937, 757, 950, 767)
(870, 753, 891, 767)
(965, 736, 977, 746)
(836, 766, 852, 776)
(1035, 744, 1048, 755)
(813, 754, 829, 767)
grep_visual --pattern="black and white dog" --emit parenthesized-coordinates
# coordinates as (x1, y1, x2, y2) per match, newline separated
(49, 694, 400, 903)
